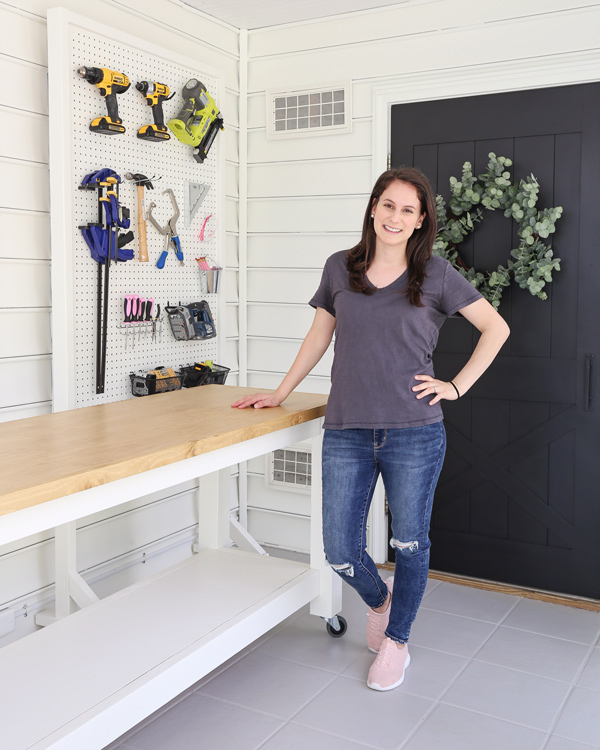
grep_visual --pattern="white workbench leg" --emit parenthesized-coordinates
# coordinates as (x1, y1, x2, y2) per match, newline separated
(309, 419, 342, 618)
(54, 521, 76, 619)
(36, 521, 99, 626)
(197, 468, 231, 550)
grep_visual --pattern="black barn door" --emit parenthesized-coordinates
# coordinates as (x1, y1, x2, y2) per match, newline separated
(390, 83, 600, 599)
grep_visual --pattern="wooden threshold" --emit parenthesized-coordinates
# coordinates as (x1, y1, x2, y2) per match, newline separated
(377, 563, 600, 613)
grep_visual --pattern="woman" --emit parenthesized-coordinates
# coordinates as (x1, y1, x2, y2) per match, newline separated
(232, 168, 510, 691)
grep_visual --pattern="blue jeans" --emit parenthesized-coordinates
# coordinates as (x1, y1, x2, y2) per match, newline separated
(322, 423, 446, 644)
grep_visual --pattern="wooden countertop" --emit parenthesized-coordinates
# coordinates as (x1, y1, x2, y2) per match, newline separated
(0, 386, 327, 517)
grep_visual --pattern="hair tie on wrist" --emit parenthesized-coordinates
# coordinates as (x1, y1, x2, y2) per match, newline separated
(449, 380, 461, 398)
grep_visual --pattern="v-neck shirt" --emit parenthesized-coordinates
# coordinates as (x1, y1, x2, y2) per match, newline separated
(309, 251, 482, 429)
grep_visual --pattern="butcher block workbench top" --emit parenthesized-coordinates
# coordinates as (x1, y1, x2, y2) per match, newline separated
(0, 386, 327, 517)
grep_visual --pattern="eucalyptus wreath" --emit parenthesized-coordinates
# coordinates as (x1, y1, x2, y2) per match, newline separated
(433, 153, 563, 309)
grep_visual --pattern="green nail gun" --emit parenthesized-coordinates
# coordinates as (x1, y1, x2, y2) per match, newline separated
(167, 79, 224, 163)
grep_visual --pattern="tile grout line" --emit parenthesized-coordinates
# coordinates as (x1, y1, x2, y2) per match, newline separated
(115, 616, 303, 746)
(196, 657, 341, 721)
(240, 606, 377, 672)
(418, 604, 599, 645)
(539, 627, 600, 748)
(482, 621, 600, 647)
(188, 606, 313, 692)
(470, 652, 594, 685)
(254, 718, 384, 750)
(221, 645, 358, 676)
(108, 683, 200, 747)
(118, 599, 352, 750)
(427, 699, 557, 736)
(252, 671, 349, 750)
(112, 590, 600, 749)
(288, 719, 387, 750)
(252, 724, 287, 750)
(396, 595, 523, 750)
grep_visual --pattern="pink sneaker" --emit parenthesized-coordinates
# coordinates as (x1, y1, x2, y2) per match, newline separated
(367, 637, 411, 691)
(366, 577, 394, 653)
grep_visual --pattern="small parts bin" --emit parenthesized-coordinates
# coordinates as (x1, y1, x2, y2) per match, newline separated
(130, 367, 182, 397)
(130, 364, 230, 395)
(179, 363, 211, 388)
(179, 363, 230, 388)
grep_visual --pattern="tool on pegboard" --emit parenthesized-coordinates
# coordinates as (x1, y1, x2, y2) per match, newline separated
(122, 295, 158, 349)
(122, 294, 137, 350)
(198, 214, 215, 242)
(195, 255, 221, 294)
(151, 302, 162, 343)
(136, 81, 175, 141)
(165, 300, 216, 341)
(185, 181, 210, 226)
(125, 173, 154, 262)
(77, 67, 130, 134)
(167, 79, 224, 163)
(79, 169, 134, 393)
(147, 189, 184, 267)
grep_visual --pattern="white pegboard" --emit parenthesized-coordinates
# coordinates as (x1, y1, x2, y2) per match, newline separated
(51, 12, 225, 408)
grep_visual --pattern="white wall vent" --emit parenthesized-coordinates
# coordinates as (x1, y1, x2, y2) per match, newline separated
(266, 84, 352, 139)
(266, 444, 312, 493)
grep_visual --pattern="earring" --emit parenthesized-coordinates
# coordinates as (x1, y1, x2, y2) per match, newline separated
(371, 215, 374, 219)
(416, 224, 421, 228)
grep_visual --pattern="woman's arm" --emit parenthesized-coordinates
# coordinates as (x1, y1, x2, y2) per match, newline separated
(231, 307, 336, 409)
(413, 297, 510, 405)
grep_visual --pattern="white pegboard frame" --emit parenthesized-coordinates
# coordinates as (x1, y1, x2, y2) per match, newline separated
(48, 7, 227, 411)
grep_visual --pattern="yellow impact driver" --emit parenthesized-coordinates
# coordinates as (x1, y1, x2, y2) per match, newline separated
(136, 81, 175, 142)
(77, 66, 130, 135)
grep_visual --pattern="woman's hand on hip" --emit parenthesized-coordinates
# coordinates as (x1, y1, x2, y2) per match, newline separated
(231, 392, 283, 409)
(412, 375, 459, 405)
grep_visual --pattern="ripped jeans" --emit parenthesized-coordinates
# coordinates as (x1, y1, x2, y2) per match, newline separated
(322, 423, 446, 644)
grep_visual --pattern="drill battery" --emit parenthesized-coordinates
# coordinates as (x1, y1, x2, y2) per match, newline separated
(136, 81, 174, 142)
(77, 66, 130, 134)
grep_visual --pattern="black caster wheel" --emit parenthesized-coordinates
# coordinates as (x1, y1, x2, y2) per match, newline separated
(326, 615, 347, 638)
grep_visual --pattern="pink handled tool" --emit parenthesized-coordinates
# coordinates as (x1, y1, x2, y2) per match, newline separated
(199, 215, 214, 242)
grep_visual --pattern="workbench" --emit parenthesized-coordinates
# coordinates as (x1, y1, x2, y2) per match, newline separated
(0, 385, 342, 750)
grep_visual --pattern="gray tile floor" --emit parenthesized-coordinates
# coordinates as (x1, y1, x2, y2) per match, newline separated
(107, 552, 600, 750)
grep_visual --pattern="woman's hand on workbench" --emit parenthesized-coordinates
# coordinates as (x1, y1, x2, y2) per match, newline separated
(231, 392, 283, 409)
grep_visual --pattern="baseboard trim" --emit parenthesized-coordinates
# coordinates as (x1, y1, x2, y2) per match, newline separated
(377, 564, 600, 613)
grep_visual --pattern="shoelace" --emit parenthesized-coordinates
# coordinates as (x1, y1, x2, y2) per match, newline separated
(374, 639, 396, 669)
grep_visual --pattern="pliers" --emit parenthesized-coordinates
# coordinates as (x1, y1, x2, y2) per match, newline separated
(147, 189, 184, 268)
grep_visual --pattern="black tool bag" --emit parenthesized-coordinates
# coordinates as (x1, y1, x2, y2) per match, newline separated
(187, 301, 216, 340)
(165, 301, 216, 341)
(165, 305, 196, 341)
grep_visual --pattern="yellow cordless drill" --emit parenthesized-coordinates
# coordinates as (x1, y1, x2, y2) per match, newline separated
(77, 66, 130, 134)
(136, 81, 174, 142)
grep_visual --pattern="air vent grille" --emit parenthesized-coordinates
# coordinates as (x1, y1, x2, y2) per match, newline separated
(267, 445, 312, 493)
(267, 84, 352, 139)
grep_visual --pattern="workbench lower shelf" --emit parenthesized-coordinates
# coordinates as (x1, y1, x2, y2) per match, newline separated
(2, 548, 321, 750)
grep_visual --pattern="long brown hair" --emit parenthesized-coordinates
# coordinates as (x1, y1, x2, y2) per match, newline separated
(347, 167, 437, 306)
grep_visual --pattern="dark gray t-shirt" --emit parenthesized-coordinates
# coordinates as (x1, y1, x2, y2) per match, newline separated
(309, 251, 482, 429)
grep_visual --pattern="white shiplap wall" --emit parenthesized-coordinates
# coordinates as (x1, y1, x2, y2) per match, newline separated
(243, 0, 600, 550)
(0, 0, 240, 644)
(3, 0, 600, 640)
